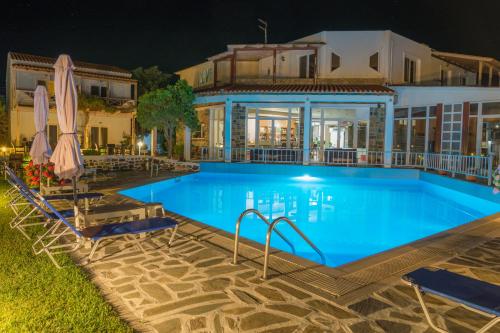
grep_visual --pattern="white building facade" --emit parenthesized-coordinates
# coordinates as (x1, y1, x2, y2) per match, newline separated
(177, 30, 500, 175)
(6, 52, 138, 152)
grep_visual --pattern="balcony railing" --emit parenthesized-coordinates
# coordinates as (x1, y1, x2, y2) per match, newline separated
(194, 147, 494, 184)
(15, 89, 135, 108)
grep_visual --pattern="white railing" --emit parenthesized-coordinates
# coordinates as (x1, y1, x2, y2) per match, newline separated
(199, 147, 224, 161)
(192, 147, 494, 184)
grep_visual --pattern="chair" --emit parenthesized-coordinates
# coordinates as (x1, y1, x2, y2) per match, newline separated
(32, 196, 178, 268)
(403, 267, 500, 333)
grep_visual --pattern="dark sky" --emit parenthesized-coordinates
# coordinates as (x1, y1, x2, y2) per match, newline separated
(2, 0, 500, 91)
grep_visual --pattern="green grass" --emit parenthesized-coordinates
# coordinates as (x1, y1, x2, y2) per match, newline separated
(0, 181, 131, 332)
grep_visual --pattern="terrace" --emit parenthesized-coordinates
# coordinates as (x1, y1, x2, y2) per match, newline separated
(3, 165, 499, 332)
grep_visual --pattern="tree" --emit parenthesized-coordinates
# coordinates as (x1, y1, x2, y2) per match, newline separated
(0, 96, 8, 145)
(132, 66, 173, 96)
(136, 80, 198, 157)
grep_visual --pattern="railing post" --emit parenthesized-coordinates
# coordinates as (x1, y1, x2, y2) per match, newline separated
(488, 154, 493, 186)
(423, 153, 428, 171)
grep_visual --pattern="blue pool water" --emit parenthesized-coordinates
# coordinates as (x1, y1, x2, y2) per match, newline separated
(121, 167, 500, 267)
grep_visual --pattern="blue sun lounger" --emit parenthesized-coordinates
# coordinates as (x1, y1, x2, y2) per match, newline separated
(32, 195, 178, 268)
(403, 268, 500, 333)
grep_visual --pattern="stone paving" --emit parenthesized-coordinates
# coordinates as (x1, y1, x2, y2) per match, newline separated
(68, 171, 500, 333)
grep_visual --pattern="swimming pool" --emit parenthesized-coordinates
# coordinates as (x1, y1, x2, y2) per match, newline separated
(120, 164, 500, 268)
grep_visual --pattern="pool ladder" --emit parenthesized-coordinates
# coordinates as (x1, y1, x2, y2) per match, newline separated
(233, 208, 326, 279)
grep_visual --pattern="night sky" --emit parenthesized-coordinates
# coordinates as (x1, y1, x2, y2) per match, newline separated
(2, 0, 500, 92)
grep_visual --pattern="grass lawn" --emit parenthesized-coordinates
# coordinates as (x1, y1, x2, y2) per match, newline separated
(0, 181, 131, 332)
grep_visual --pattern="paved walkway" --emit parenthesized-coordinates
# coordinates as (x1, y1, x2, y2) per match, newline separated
(73, 171, 500, 333)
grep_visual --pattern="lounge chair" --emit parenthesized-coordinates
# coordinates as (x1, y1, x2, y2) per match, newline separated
(403, 267, 500, 333)
(32, 195, 179, 268)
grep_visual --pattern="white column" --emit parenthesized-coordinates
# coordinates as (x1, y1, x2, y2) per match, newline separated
(406, 107, 412, 164)
(208, 109, 214, 159)
(424, 106, 429, 153)
(384, 98, 395, 167)
(488, 66, 493, 87)
(303, 99, 311, 165)
(476, 103, 483, 155)
(224, 98, 232, 162)
(184, 126, 191, 161)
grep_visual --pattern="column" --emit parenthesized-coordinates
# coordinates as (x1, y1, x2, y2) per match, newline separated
(224, 98, 232, 162)
(435, 104, 443, 152)
(150, 127, 157, 156)
(131, 114, 136, 154)
(424, 106, 429, 153)
(184, 126, 191, 161)
(476, 103, 483, 155)
(478, 61, 483, 86)
(383, 98, 394, 167)
(303, 99, 311, 165)
(461, 102, 470, 154)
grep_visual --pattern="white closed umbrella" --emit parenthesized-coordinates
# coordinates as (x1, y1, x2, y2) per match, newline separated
(30, 85, 52, 165)
(50, 54, 84, 206)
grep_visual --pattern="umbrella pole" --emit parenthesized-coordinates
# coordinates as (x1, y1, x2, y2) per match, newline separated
(72, 176, 78, 207)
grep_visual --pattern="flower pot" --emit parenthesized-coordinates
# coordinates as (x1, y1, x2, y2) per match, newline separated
(465, 175, 477, 182)
(437, 170, 448, 175)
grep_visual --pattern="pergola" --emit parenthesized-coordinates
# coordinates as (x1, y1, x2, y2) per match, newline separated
(432, 51, 500, 86)
(208, 43, 324, 86)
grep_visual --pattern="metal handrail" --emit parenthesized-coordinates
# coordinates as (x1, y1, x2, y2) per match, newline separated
(233, 209, 296, 264)
(263, 216, 326, 280)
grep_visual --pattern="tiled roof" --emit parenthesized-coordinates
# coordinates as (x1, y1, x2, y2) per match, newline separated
(9, 52, 132, 77)
(195, 84, 394, 95)
(11, 64, 136, 82)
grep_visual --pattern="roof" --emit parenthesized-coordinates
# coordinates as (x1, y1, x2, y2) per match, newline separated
(432, 51, 500, 72)
(8, 52, 133, 79)
(195, 84, 394, 95)
(208, 43, 324, 61)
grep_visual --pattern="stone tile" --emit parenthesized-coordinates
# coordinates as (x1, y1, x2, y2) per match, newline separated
(470, 268, 500, 284)
(153, 318, 181, 333)
(195, 257, 225, 268)
(255, 286, 286, 301)
(91, 261, 121, 270)
(375, 320, 411, 333)
(140, 283, 172, 302)
(350, 321, 380, 333)
(179, 302, 232, 315)
(266, 304, 312, 317)
(115, 283, 135, 293)
(269, 281, 310, 300)
(177, 289, 198, 299)
(123, 291, 141, 299)
(119, 265, 144, 276)
(189, 317, 206, 330)
(389, 311, 423, 323)
(231, 289, 261, 304)
(445, 306, 493, 328)
(394, 285, 448, 306)
(123, 256, 146, 264)
(444, 319, 474, 333)
(213, 314, 223, 333)
(143, 292, 229, 317)
(226, 317, 237, 330)
(201, 278, 231, 292)
(303, 325, 333, 333)
(307, 300, 356, 319)
(377, 288, 412, 308)
(348, 297, 391, 316)
(240, 312, 289, 331)
(261, 326, 300, 333)
(159, 266, 188, 279)
(222, 306, 255, 315)
(110, 277, 133, 286)
(185, 248, 222, 263)
(204, 265, 248, 276)
(166, 282, 194, 292)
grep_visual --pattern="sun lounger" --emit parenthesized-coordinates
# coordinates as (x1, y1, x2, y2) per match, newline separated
(32, 196, 178, 268)
(403, 267, 500, 333)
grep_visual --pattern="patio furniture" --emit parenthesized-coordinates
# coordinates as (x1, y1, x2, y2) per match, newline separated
(32, 196, 178, 268)
(76, 202, 163, 228)
(403, 267, 500, 333)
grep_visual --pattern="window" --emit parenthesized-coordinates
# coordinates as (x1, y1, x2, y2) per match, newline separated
(90, 86, 100, 96)
(404, 57, 416, 84)
(90, 127, 99, 148)
(441, 104, 462, 154)
(331, 52, 340, 71)
(100, 86, 107, 98)
(393, 119, 408, 151)
(299, 55, 316, 78)
(470, 103, 479, 116)
(100, 128, 108, 146)
(299, 55, 307, 78)
(130, 84, 135, 100)
(482, 102, 500, 116)
(369, 52, 379, 71)
(308, 54, 316, 78)
(37, 80, 46, 87)
(394, 108, 409, 119)
(440, 70, 446, 86)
